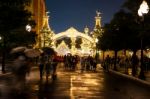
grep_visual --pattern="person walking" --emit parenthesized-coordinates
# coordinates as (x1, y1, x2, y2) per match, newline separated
(51, 54, 58, 80)
(131, 53, 139, 76)
(105, 55, 111, 72)
(45, 55, 51, 82)
(39, 53, 46, 80)
(12, 54, 30, 93)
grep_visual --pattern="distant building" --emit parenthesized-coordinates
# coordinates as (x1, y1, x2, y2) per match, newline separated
(39, 11, 103, 56)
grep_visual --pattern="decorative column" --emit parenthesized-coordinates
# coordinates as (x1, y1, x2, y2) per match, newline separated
(71, 37, 76, 55)
(40, 12, 54, 48)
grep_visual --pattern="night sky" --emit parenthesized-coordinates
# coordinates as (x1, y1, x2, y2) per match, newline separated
(45, 0, 127, 33)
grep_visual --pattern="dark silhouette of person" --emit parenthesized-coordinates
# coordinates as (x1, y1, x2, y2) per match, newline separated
(12, 55, 30, 92)
(131, 53, 139, 76)
(105, 55, 111, 71)
(51, 54, 58, 80)
(39, 53, 46, 79)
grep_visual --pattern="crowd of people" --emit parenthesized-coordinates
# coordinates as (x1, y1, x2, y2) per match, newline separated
(10, 50, 150, 93)
(63, 54, 97, 72)
(102, 54, 150, 75)
(38, 53, 99, 81)
(11, 51, 150, 81)
(38, 53, 60, 81)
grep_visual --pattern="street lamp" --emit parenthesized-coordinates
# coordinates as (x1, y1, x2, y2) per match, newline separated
(26, 24, 32, 32)
(138, 0, 149, 79)
(0, 36, 2, 40)
(138, 0, 149, 17)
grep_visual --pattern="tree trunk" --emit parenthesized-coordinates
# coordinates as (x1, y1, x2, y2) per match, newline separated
(102, 51, 105, 62)
(2, 49, 5, 73)
(132, 50, 137, 76)
(1, 37, 6, 73)
(113, 50, 118, 71)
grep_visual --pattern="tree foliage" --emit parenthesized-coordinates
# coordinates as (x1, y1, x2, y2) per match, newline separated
(123, 0, 150, 49)
(0, 0, 36, 48)
(99, 0, 150, 51)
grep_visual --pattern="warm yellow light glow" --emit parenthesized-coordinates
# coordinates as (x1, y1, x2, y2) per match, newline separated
(53, 27, 94, 43)
(84, 79, 99, 85)
(0, 36, 2, 40)
(26, 24, 31, 32)
(70, 87, 89, 91)
(84, 74, 92, 77)
(129, 51, 133, 56)
(138, 0, 149, 16)
(128, 68, 132, 75)
(99, 50, 102, 55)
(147, 49, 150, 58)
(147, 53, 150, 58)
(31, 85, 39, 91)
(95, 38, 98, 43)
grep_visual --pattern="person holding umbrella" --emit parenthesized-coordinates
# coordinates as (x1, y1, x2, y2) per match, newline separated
(11, 47, 41, 86)
(11, 53, 31, 92)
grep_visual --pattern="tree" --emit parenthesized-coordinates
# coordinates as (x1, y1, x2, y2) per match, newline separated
(99, 10, 139, 70)
(99, 10, 130, 51)
(100, 1, 150, 52)
(122, 0, 150, 49)
(0, 0, 36, 73)
(123, 0, 150, 79)
(99, 22, 123, 70)
(99, 0, 150, 71)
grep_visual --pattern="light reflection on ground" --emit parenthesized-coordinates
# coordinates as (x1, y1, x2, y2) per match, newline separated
(70, 72, 104, 99)
(31, 85, 39, 91)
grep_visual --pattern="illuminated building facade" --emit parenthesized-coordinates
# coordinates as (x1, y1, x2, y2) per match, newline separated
(40, 12, 54, 48)
(40, 11, 103, 56)
(28, 0, 46, 48)
(27, 0, 103, 56)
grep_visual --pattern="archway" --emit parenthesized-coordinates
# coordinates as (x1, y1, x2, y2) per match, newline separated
(51, 27, 96, 56)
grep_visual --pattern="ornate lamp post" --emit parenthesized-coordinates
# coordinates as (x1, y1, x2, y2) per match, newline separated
(138, 0, 149, 79)
(26, 24, 34, 47)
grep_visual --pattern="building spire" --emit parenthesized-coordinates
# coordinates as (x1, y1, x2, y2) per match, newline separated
(40, 11, 54, 47)
(94, 10, 102, 29)
(84, 26, 89, 35)
(42, 11, 51, 31)
(96, 10, 101, 16)
(92, 10, 103, 41)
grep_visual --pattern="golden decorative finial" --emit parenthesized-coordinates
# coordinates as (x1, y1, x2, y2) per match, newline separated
(96, 10, 101, 17)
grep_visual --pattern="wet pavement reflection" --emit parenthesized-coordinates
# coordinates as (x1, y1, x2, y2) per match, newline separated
(0, 67, 150, 99)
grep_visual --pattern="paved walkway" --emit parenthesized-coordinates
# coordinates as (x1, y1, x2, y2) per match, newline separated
(1, 63, 150, 99)
(26, 68, 107, 99)
(1, 63, 150, 86)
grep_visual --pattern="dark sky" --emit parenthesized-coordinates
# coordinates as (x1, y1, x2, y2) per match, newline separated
(45, 0, 126, 33)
